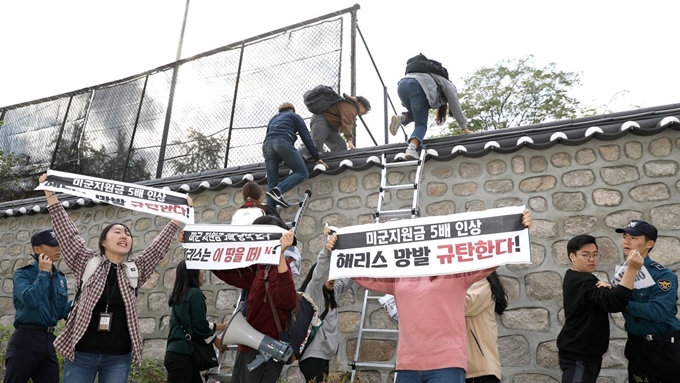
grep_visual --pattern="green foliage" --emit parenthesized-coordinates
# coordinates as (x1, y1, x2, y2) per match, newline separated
(458, 55, 582, 132)
(129, 357, 167, 383)
(0, 150, 33, 201)
(172, 127, 224, 174)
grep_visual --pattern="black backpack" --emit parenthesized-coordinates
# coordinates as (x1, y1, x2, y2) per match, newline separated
(303, 85, 345, 114)
(405, 53, 449, 80)
(280, 292, 329, 361)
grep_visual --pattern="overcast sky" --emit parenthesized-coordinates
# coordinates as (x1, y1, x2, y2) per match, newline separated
(2, 0, 678, 145)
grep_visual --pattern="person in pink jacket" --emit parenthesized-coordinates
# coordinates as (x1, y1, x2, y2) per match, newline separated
(353, 210, 531, 383)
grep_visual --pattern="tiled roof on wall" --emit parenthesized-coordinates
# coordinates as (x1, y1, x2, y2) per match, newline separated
(2, 103, 679, 219)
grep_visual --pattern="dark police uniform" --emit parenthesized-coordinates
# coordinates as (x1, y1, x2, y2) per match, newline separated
(4, 258, 70, 383)
(623, 256, 680, 382)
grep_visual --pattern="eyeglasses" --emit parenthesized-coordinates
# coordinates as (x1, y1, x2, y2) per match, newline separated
(576, 252, 600, 260)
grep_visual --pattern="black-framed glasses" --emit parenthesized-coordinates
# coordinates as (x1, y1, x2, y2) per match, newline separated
(577, 252, 600, 260)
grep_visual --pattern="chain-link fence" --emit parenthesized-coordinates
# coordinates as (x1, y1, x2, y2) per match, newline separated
(0, 6, 359, 202)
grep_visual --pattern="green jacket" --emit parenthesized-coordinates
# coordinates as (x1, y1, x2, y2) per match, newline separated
(166, 287, 216, 354)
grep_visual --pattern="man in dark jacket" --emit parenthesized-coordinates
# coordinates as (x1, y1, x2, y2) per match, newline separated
(263, 102, 327, 210)
(5, 229, 70, 383)
(557, 234, 642, 383)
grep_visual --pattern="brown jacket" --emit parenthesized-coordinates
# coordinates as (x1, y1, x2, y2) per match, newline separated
(321, 93, 360, 142)
(465, 279, 502, 380)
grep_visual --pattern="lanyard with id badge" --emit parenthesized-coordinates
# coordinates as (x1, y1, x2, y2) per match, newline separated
(99, 269, 118, 332)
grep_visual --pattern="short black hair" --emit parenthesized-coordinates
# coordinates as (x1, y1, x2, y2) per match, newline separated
(567, 234, 597, 262)
(356, 96, 370, 112)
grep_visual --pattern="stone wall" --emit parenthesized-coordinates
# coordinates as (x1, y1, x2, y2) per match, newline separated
(1, 131, 679, 383)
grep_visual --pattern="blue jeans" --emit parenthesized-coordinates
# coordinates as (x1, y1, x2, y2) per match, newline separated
(397, 77, 430, 145)
(396, 367, 466, 383)
(63, 352, 132, 383)
(262, 138, 309, 210)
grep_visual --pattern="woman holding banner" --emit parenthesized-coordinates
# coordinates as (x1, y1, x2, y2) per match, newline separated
(352, 210, 531, 383)
(39, 173, 189, 383)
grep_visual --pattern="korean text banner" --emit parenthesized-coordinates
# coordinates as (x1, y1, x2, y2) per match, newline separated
(329, 206, 530, 279)
(35, 170, 194, 224)
(182, 224, 287, 270)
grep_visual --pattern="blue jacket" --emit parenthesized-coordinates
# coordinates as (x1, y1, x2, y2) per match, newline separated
(265, 111, 320, 161)
(624, 256, 680, 335)
(13, 258, 70, 328)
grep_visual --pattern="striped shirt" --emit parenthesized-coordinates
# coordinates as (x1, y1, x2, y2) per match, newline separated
(49, 203, 178, 364)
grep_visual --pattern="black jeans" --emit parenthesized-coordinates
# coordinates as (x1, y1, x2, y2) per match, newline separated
(465, 375, 500, 383)
(299, 357, 330, 383)
(559, 357, 601, 383)
(230, 350, 284, 383)
(165, 351, 203, 383)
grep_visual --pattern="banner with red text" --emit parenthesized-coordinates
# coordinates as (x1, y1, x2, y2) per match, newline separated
(329, 206, 530, 279)
(182, 224, 286, 270)
(35, 170, 194, 224)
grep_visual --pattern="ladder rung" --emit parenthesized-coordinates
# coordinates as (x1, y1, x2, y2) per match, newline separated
(374, 209, 417, 219)
(351, 362, 396, 370)
(380, 184, 416, 191)
(358, 328, 398, 334)
(383, 159, 420, 168)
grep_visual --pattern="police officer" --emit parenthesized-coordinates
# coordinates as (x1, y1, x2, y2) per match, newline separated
(4, 229, 70, 383)
(616, 220, 680, 382)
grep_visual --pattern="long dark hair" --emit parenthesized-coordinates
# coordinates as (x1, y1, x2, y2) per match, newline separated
(299, 263, 337, 310)
(168, 260, 201, 306)
(98, 223, 133, 255)
(487, 271, 508, 315)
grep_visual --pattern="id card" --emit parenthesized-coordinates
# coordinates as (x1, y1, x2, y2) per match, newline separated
(98, 312, 112, 331)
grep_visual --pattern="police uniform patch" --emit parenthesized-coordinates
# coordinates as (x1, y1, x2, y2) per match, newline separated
(649, 262, 666, 270)
(658, 279, 672, 292)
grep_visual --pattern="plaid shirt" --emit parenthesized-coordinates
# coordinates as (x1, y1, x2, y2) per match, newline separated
(49, 203, 178, 364)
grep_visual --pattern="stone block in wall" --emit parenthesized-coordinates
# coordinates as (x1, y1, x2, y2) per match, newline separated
(624, 141, 643, 159)
(525, 271, 562, 301)
(459, 162, 481, 178)
(562, 169, 595, 187)
(315, 179, 334, 195)
(528, 197, 547, 213)
(308, 233, 327, 255)
(309, 197, 334, 212)
(501, 308, 550, 331)
(592, 189, 623, 206)
(346, 339, 396, 362)
(519, 176, 556, 192)
(214, 192, 231, 206)
(630, 183, 670, 202)
(0, 260, 11, 274)
(600, 166, 639, 186)
(498, 335, 529, 366)
(551, 153, 572, 168)
(575, 148, 597, 165)
(598, 145, 621, 162)
(216, 289, 239, 310)
(141, 271, 160, 289)
(426, 182, 447, 197)
(296, 216, 317, 236)
(536, 340, 558, 369)
(160, 315, 170, 332)
(386, 172, 405, 186)
(611, 312, 625, 330)
(512, 373, 559, 383)
(425, 201, 455, 216)
(602, 339, 627, 368)
(649, 137, 672, 156)
(431, 165, 453, 179)
(530, 156, 548, 173)
(644, 160, 679, 177)
(494, 198, 522, 208)
(650, 203, 680, 229)
(366, 192, 389, 209)
(498, 275, 520, 301)
(557, 308, 564, 326)
(164, 268, 176, 289)
(354, 370, 382, 383)
(529, 220, 557, 239)
(596, 237, 622, 265)
(218, 206, 236, 222)
(552, 192, 586, 211)
(564, 215, 598, 235)
(2, 279, 12, 293)
(369, 307, 397, 330)
(142, 338, 166, 360)
(507, 243, 545, 271)
(487, 159, 507, 175)
(603, 210, 644, 230)
(484, 179, 514, 194)
(465, 200, 485, 212)
(0, 297, 12, 311)
(339, 311, 361, 333)
(595, 378, 615, 383)
(139, 318, 156, 334)
(285, 365, 304, 383)
(201, 208, 217, 221)
(321, 214, 354, 229)
(339, 176, 358, 193)
(396, 189, 413, 200)
(338, 196, 362, 210)
(362, 173, 381, 190)
(0, 314, 14, 326)
(148, 292, 167, 311)
(452, 182, 477, 196)
(512, 156, 526, 174)
(646, 236, 680, 266)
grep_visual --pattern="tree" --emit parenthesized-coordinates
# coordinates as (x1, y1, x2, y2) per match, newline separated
(456, 55, 582, 132)
(171, 128, 224, 175)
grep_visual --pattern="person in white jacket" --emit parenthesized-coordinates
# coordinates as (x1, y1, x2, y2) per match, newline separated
(297, 230, 353, 383)
(389, 71, 469, 160)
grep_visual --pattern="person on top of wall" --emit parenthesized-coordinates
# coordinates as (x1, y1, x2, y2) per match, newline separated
(557, 234, 642, 383)
(299, 94, 371, 159)
(389, 54, 470, 160)
(263, 102, 327, 210)
(39, 173, 188, 383)
(4, 229, 70, 383)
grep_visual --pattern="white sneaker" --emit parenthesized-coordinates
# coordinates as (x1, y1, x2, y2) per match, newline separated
(404, 148, 419, 160)
(389, 114, 404, 136)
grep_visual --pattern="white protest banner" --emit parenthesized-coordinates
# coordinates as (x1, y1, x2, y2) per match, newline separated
(610, 262, 655, 289)
(35, 170, 194, 224)
(329, 206, 530, 279)
(182, 224, 287, 270)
